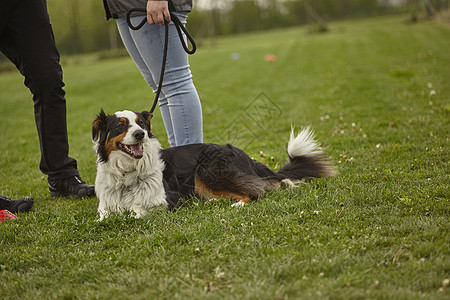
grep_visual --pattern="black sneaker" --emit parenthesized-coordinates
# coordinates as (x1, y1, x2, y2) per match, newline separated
(0, 196, 34, 213)
(48, 175, 95, 198)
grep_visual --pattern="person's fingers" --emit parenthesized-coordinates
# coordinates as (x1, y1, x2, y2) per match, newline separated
(157, 13, 165, 24)
(147, 14, 155, 24)
(148, 12, 170, 25)
(147, 1, 170, 25)
(164, 10, 171, 23)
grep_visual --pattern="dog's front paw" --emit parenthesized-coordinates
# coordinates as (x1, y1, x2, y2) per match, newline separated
(231, 201, 246, 208)
(98, 210, 109, 221)
(132, 208, 148, 219)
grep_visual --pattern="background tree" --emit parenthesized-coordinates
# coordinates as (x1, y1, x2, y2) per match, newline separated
(0, 0, 448, 63)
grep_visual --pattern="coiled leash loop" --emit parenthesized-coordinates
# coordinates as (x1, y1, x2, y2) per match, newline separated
(126, 8, 196, 114)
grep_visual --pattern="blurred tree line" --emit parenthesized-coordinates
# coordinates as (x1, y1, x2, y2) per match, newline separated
(189, 0, 448, 38)
(46, 0, 114, 54)
(1, 0, 449, 59)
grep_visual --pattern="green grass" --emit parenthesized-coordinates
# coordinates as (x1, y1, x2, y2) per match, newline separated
(1, 15, 449, 299)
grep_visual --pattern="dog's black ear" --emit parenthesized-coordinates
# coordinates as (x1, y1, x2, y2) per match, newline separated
(92, 109, 107, 142)
(141, 111, 153, 131)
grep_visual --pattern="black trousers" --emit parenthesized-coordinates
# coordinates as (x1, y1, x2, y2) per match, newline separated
(0, 0, 79, 179)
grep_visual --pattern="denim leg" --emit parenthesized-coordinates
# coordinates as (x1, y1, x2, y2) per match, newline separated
(116, 13, 203, 147)
(116, 19, 176, 145)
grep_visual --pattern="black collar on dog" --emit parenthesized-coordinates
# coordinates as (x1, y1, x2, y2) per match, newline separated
(126, 8, 196, 114)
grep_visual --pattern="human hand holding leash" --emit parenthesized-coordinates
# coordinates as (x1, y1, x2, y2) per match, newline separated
(126, 4, 196, 113)
(147, 0, 171, 24)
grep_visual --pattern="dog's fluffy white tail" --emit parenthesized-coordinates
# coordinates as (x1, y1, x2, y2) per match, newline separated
(287, 126, 323, 159)
(277, 126, 336, 180)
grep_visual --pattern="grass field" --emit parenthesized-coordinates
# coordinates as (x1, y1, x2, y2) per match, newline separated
(0, 15, 449, 299)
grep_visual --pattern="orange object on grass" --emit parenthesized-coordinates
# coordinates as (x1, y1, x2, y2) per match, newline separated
(264, 54, 277, 62)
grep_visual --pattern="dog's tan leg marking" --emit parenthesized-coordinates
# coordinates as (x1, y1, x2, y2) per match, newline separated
(194, 176, 252, 204)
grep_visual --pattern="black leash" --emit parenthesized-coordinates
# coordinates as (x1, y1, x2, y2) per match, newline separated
(126, 8, 196, 114)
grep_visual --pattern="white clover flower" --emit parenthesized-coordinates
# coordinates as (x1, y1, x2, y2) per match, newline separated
(443, 278, 450, 287)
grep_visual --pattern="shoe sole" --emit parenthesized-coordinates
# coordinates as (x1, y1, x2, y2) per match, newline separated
(49, 187, 95, 198)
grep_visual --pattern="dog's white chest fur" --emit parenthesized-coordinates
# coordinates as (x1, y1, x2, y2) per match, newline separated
(95, 137, 167, 220)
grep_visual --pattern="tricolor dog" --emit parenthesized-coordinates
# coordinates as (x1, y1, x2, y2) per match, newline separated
(92, 109, 335, 220)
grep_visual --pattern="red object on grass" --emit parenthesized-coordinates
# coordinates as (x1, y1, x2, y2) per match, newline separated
(264, 54, 277, 62)
(0, 210, 18, 222)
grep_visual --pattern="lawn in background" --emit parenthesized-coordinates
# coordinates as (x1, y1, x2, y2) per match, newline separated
(0, 15, 449, 299)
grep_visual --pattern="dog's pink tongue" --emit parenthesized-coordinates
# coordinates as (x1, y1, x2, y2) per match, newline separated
(130, 143, 143, 156)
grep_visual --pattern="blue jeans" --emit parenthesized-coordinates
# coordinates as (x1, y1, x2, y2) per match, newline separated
(116, 12, 203, 147)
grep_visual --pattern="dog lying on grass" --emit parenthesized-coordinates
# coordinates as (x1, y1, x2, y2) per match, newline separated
(92, 109, 335, 220)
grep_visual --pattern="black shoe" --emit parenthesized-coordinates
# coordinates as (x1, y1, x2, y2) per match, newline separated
(48, 175, 95, 198)
(0, 196, 34, 213)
